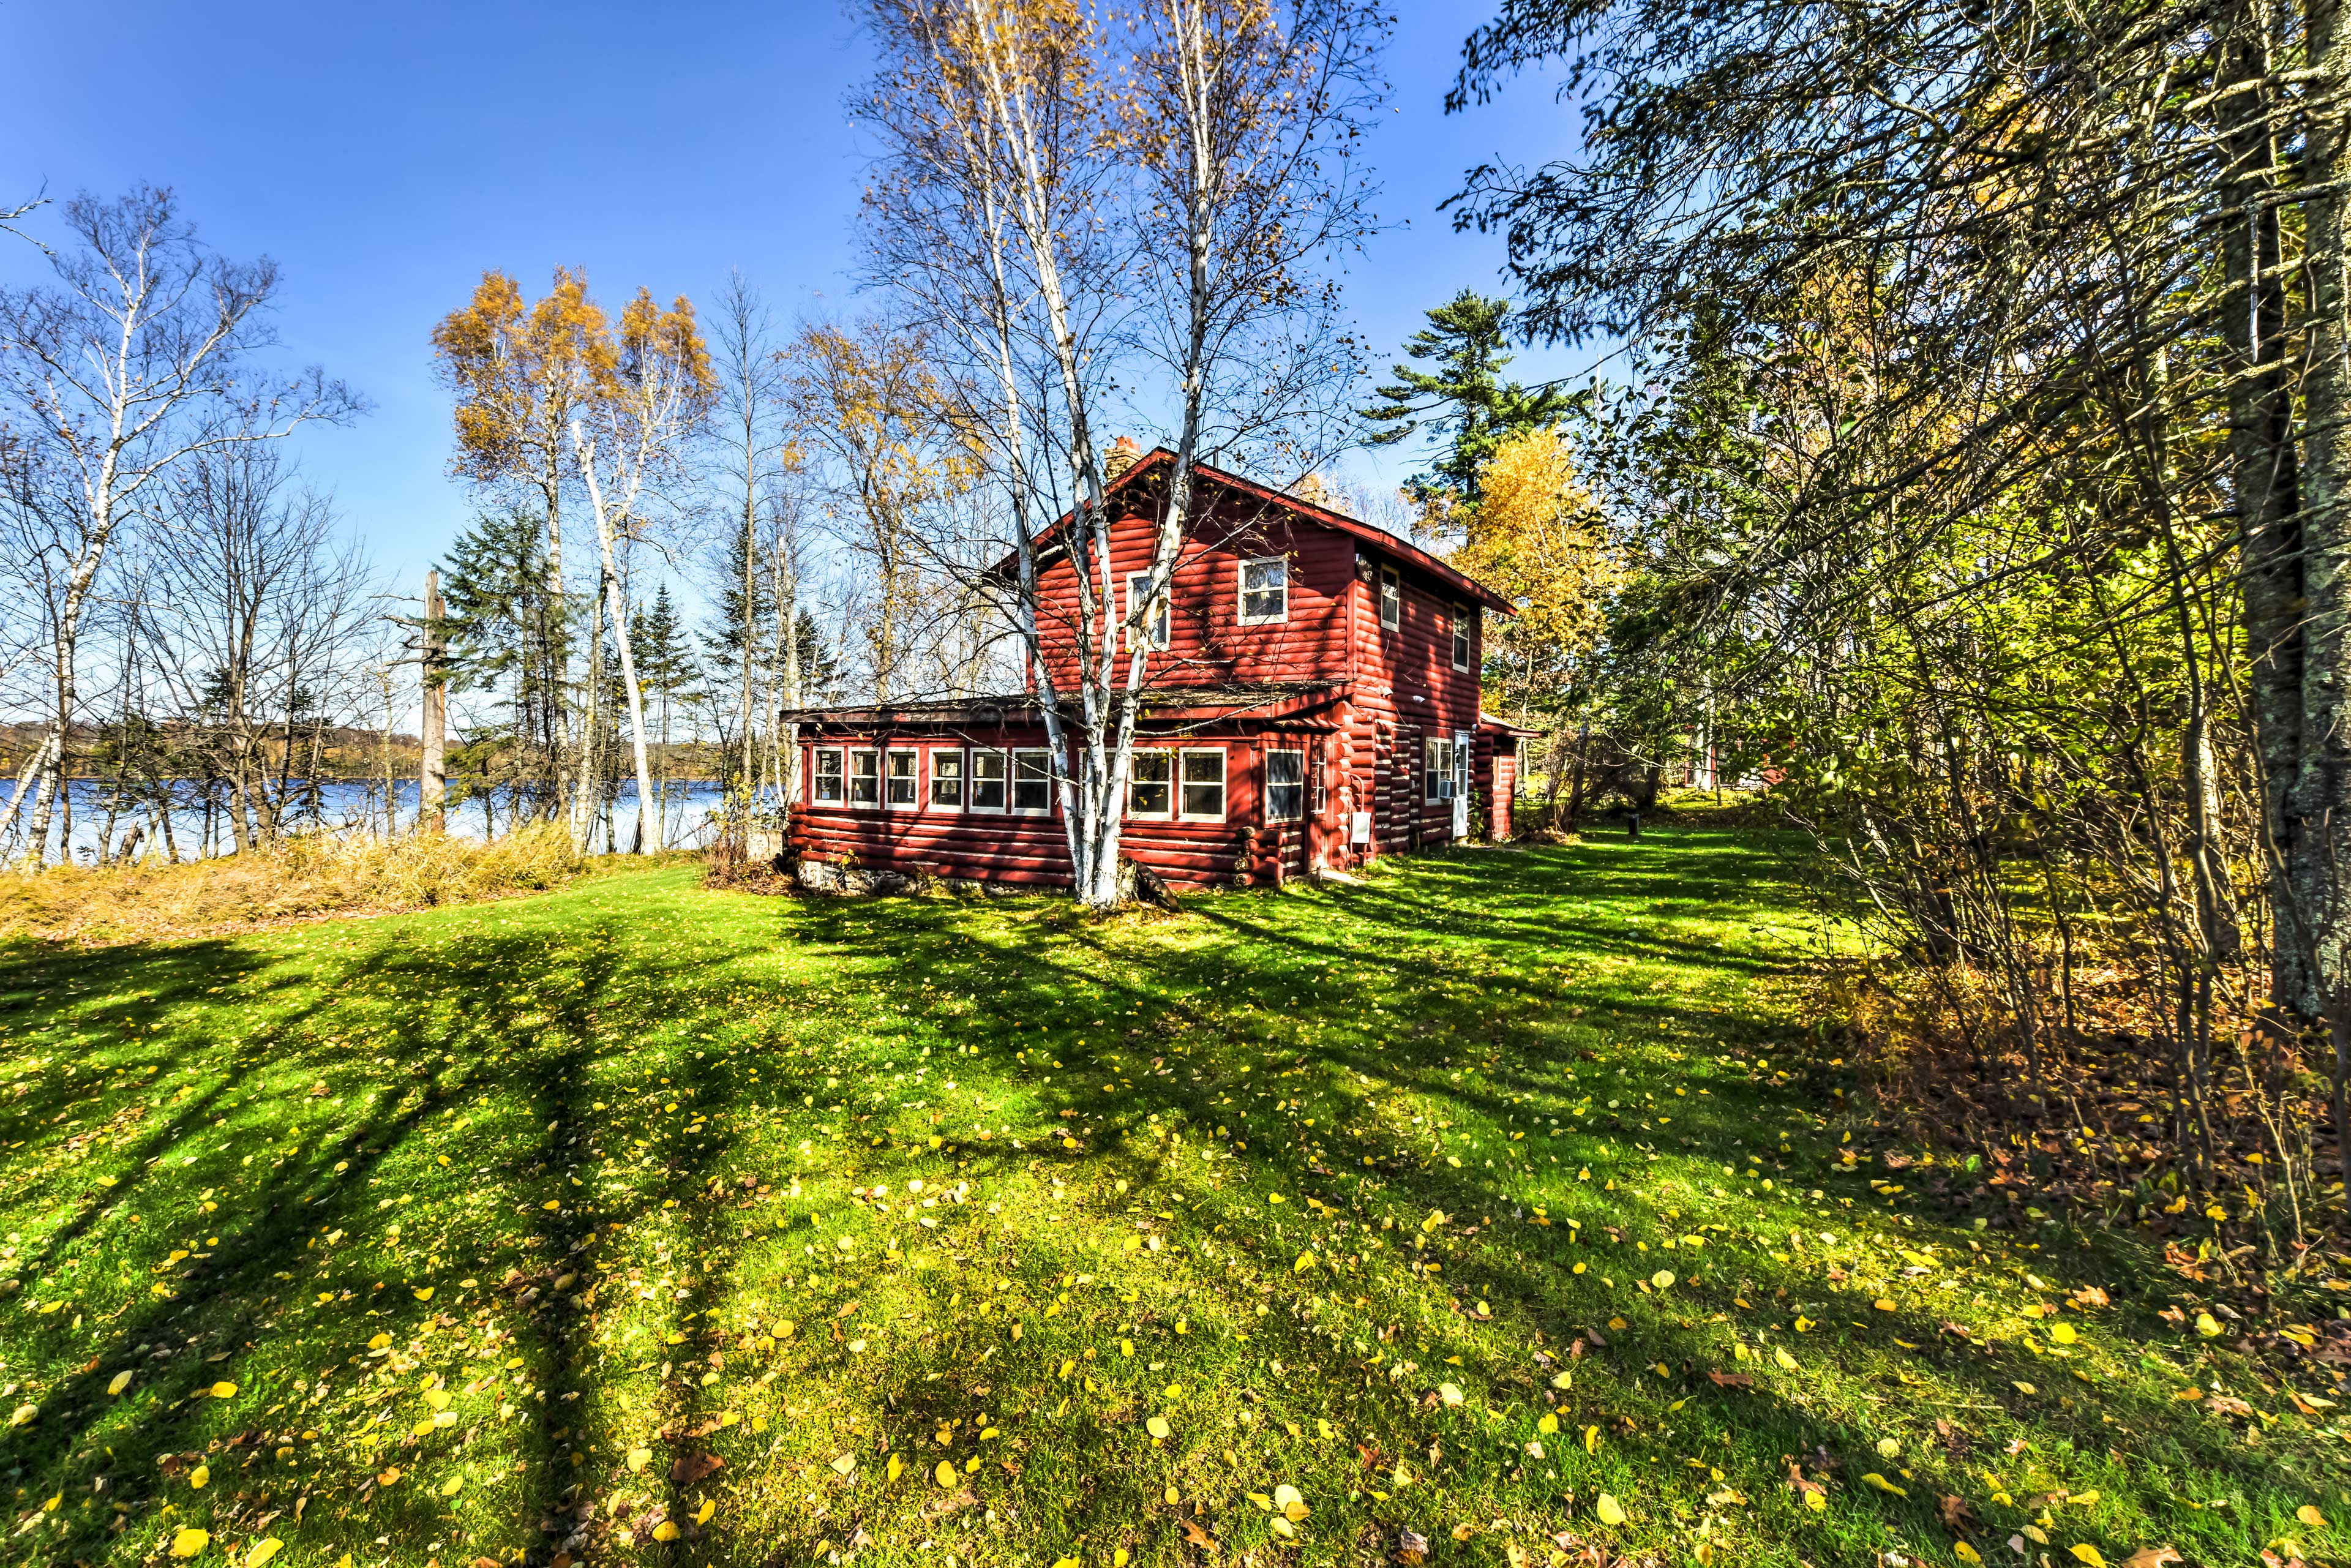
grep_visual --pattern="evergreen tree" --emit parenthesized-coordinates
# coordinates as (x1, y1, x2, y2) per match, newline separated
(1360, 290, 1572, 506)
(793, 607, 844, 709)
(437, 508, 572, 822)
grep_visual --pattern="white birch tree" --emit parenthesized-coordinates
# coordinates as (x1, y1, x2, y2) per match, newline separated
(569, 288, 714, 852)
(0, 186, 361, 866)
(855, 0, 1385, 907)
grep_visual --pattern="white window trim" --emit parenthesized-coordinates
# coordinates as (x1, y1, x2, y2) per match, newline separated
(1425, 737, 1456, 804)
(928, 746, 966, 812)
(812, 745, 846, 806)
(1126, 571, 1171, 650)
(1452, 603, 1473, 670)
(847, 746, 881, 810)
(1010, 748, 1055, 817)
(883, 746, 921, 809)
(1237, 555, 1288, 626)
(968, 748, 1009, 814)
(1125, 747, 1174, 820)
(1263, 747, 1305, 822)
(1178, 747, 1228, 822)
(1379, 566, 1400, 632)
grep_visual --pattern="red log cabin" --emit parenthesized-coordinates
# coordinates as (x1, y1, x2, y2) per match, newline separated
(784, 445, 1532, 891)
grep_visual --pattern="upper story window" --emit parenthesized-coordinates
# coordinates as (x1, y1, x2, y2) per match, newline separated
(1127, 571, 1171, 650)
(1238, 557, 1288, 625)
(1379, 567, 1400, 631)
(1452, 605, 1472, 670)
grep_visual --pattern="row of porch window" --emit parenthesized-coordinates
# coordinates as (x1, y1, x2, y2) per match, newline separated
(810, 739, 1467, 819)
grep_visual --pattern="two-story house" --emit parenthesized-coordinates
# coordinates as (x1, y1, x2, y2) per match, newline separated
(783, 444, 1529, 890)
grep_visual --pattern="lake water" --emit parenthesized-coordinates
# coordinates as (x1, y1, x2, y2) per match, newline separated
(3, 777, 733, 864)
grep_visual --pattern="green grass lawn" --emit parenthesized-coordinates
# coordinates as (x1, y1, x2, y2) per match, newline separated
(0, 830, 2342, 1568)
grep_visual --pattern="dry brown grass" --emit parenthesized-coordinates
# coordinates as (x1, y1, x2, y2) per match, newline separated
(0, 823, 666, 945)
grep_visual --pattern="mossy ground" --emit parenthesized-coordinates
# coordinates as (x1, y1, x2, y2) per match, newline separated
(0, 830, 2340, 1567)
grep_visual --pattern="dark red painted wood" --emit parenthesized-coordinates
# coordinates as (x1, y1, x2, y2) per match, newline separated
(788, 460, 1513, 888)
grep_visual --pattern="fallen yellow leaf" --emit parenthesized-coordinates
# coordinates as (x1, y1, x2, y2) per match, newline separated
(107, 1371, 132, 1397)
(170, 1528, 209, 1558)
(189, 1464, 209, 1490)
(1594, 1493, 1627, 1526)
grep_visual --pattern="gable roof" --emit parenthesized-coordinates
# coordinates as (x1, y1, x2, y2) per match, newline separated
(992, 446, 1516, 615)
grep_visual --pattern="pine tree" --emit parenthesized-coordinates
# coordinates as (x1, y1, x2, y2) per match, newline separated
(793, 609, 844, 708)
(1360, 290, 1572, 507)
(438, 508, 573, 823)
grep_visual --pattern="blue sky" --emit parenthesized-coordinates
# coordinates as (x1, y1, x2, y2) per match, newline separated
(0, 0, 1589, 604)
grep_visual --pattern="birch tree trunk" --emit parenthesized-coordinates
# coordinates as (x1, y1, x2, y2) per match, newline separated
(574, 423, 663, 853)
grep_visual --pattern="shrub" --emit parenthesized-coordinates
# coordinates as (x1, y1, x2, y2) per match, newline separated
(0, 822, 598, 944)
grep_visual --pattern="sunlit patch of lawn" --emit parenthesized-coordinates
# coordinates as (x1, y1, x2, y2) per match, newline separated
(0, 831, 2340, 1567)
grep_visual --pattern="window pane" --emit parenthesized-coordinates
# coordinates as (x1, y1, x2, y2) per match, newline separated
(815, 749, 844, 803)
(886, 751, 919, 805)
(1128, 751, 1172, 817)
(1013, 750, 1052, 812)
(1453, 607, 1472, 668)
(850, 751, 879, 804)
(970, 751, 1007, 810)
(1240, 557, 1286, 621)
(1180, 750, 1226, 818)
(1127, 572, 1169, 649)
(931, 752, 963, 806)
(1380, 571, 1400, 629)
(1265, 750, 1303, 820)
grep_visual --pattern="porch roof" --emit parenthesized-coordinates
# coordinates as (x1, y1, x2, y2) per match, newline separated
(781, 681, 1348, 733)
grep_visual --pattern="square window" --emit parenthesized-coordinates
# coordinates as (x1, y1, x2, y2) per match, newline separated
(1379, 567, 1400, 631)
(849, 749, 880, 806)
(813, 747, 845, 805)
(1453, 605, 1472, 670)
(1012, 749, 1053, 814)
(1425, 737, 1455, 803)
(1127, 571, 1171, 650)
(885, 748, 919, 807)
(1180, 749, 1226, 820)
(970, 749, 1008, 811)
(1128, 750, 1172, 818)
(1238, 556, 1288, 624)
(931, 749, 964, 809)
(1264, 749, 1304, 821)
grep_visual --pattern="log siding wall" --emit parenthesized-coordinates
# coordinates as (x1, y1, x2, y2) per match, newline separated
(787, 457, 1515, 889)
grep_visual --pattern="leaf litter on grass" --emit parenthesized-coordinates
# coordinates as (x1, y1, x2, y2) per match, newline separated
(0, 839, 2339, 1566)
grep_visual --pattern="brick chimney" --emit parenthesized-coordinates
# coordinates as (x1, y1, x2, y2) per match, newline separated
(1104, 435, 1141, 481)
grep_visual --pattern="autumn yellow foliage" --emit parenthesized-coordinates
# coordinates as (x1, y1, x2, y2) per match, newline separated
(1449, 426, 1624, 716)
